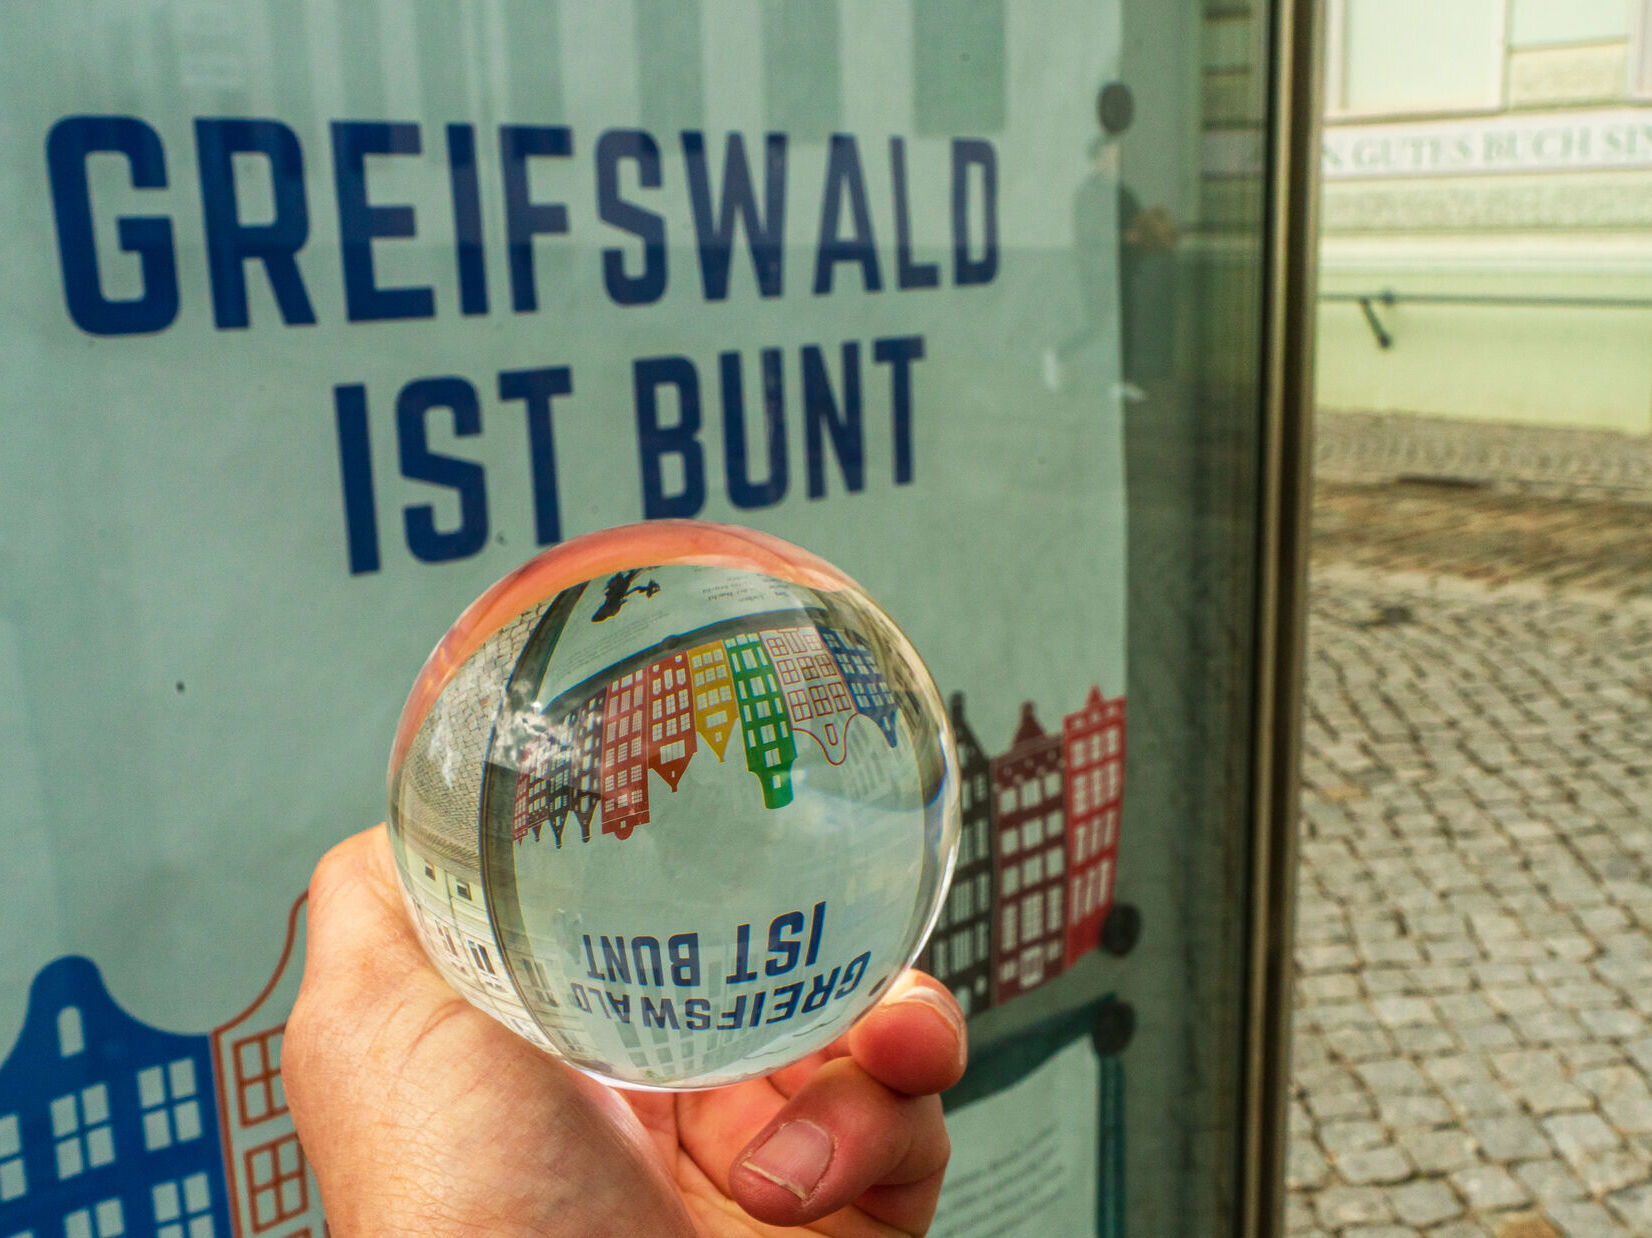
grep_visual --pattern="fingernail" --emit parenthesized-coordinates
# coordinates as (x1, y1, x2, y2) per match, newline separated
(742, 1119, 834, 1202)
(898, 985, 969, 1064)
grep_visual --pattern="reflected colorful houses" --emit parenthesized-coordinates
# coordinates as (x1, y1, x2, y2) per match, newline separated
(646, 653, 696, 790)
(725, 634, 797, 808)
(761, 626, 857, 764)
(512, 729, 573, 846)
(600, 670, 650, 839)
(920, 694, 996, 1016)
(688, 642, 737, 759)
(819, 626, 899, 747)
(988, 704, 1069, 1006)
(569, 695, 604, 840)
(1062, 689, 1127, 968)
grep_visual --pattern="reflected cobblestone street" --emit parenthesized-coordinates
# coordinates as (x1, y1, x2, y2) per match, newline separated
(1287, 444, 1652, 1238)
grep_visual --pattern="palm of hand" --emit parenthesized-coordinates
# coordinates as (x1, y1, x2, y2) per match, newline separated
(287, 828, 962, 1238)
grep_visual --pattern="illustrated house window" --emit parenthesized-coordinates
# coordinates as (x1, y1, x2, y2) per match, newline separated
(51, 1084, 115, 1179)
(0, 1112, 25, 1200)
(246, 1133, 307, 1232)
(152, 1171, 214, 1238)
(234, 1028, 287, 1127)
(63, 1198, 124, 1238)
(137, 1059, 204, 1151)
(58, 1007, 85, 1057)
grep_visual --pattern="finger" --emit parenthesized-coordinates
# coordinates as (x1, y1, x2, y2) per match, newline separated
(729, 1055, 950, 1231)
(845, 970, 968, 1098)
(764, 970, 967, 1103)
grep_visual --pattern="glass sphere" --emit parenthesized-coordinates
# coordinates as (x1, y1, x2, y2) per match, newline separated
(386, 521, 959, 1090)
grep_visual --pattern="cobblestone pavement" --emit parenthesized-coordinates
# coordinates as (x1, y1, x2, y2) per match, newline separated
(1287, 480, 1652, 1238)
(1316, 411, 1652, 502)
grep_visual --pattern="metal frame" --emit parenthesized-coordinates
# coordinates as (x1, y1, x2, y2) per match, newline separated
(1240, 0, 1323, 1231)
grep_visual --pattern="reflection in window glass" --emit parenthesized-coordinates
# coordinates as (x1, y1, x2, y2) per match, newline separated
(913, 0, 1005, 135)
(763, 1, 841, 141)
(637, 0, 703, 132)
(1340, 0, 1503, 114)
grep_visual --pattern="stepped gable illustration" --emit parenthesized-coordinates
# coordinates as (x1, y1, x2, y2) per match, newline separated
(209, 898, 326, 1238)
(819, 626, 900, 747)
(759, 626, 858, 764)
(0, 897, 330, 1238)
(0, 959, 233, 1238)
(990, 703, 1071, 1005)
(724, 633, 798, 809)
(599, 669, 652, 840)
(688, 642, 737, 759)
(645, 652, 697, 790)
(919, 693, 995, 1015)
(1061, 688, 1127, 968)
(921, 685, 1133, 1015)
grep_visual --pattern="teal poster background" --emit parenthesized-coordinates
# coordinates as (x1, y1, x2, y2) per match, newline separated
(0, 1, 1134, 1233)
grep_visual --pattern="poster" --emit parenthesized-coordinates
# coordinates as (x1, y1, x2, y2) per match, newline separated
(0, 1, 1131, 1233)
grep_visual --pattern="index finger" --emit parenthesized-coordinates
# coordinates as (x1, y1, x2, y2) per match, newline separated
(846, 970, 969, 1098)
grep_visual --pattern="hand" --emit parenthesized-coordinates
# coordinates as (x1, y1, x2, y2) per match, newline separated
(285, 826, 967, 1237)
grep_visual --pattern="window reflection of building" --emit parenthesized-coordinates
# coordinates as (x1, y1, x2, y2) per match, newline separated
(637, 0, 704, 131)
(762, 1, 843, 140)
(912, 0, 1006, 135)
(601, 669, 652, 838)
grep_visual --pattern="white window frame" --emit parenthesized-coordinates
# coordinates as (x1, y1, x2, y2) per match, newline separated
(1635, 0, 1652, 96)
(1323, 0, 1508, 119)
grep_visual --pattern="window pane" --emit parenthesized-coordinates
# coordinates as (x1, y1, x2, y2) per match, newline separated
(1343, 0, 1503, 113)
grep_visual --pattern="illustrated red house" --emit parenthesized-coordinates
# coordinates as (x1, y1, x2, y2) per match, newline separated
(646, 652, 697, 790)
(1061, 689, 1127, 967)
(600, 670, 650, 838)
(987, 704, 1069, 1005)
(569, 695, 605, 840)
(210, 898, 326, 1238)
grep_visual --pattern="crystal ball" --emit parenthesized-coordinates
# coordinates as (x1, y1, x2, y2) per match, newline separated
(386, 521, 960, 1090)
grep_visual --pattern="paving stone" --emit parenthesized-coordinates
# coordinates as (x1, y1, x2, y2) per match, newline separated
(1378, 1093, 1456, 1127)
(1310, 1088, 1377, 1120)
(1403, 1128, 1482, 1174)
(1338, 1145, 1416, 1185)
(1322, 1119, 1389, 1155)
(1450, 1166, 1530, 1211)
(1391, 1180, 1465, 1227)
(1513, 1159, 1588, 1207)
(1542, 1112, 1622, 1161)
(1541, 1198, 1633, 1237)
(1289, 1139, 1332, 1190)
(1468, 1115, 1553, 1161)
(1579, 1008, 1647, 1039)
(1605, 1181, 1652, 1229)
(1318, 1184, 1399, 1228)
(1574, 1145, 1651, 1195)
(1359, 1058, 1436, 1095)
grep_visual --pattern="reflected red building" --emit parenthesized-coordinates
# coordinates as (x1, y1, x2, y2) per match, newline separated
(600, 670, 650, 838)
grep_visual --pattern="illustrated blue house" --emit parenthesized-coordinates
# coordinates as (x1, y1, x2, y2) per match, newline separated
(0, 957, 232, 1238)
(819, 626, 899, 746)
